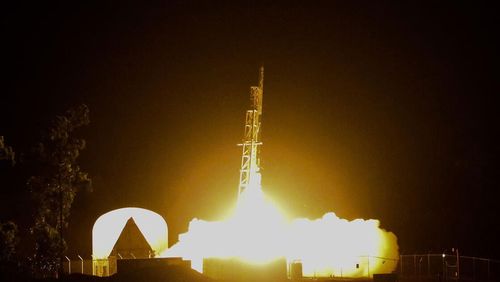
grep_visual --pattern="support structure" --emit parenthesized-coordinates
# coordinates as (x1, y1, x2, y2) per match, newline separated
(238, 67, 264, 197)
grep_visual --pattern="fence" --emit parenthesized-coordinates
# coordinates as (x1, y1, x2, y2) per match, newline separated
(62, 253, 500, 280)
(62, 256, 124, 276)
(63, 256, 93, 275)
(398, 254, 500, 281)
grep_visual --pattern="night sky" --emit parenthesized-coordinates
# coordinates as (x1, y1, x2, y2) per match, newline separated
(1, 2, 499, 259)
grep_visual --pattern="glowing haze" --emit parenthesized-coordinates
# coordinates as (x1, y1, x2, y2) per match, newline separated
(161, 68, 398, 277)
(162, 180, 399, 277)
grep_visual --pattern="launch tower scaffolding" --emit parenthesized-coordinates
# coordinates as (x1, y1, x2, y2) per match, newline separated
(238, 67, 264, 198)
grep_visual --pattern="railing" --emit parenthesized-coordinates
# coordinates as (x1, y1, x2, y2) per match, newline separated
(62, 255, 93, 275)
(62, 253, 500, 280)
(63, 254, 141, 276)
(398, 254, 500, 281)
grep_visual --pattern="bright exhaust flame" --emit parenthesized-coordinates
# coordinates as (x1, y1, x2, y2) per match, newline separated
(162, 183, 399, 277)
(161, 68, 398, 277)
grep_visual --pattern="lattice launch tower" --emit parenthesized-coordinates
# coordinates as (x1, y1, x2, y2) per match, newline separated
(238, 67, 264, 198)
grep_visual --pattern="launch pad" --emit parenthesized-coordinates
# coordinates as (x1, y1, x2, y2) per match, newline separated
(84, 67, 401, 280)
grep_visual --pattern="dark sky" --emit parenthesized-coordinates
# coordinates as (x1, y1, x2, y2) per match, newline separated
(1, 2, 499, 259)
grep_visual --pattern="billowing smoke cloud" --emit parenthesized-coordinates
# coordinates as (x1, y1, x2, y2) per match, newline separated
(288, 212, 399, 276)
(162, 189, 399, 277)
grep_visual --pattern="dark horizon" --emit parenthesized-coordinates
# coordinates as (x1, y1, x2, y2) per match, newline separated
(1, 2, 499, 260)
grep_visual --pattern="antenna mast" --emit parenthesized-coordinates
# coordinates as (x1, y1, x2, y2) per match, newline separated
(238, 67, 264, 197)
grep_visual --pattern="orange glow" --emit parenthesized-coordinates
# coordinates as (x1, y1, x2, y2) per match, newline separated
(92, 207, 168, 259)
(161, 182, 398, 277)
(288, 212, 398, 276)
(160, 68, 398, 277)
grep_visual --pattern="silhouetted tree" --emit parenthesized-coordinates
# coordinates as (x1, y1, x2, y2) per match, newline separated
(0, 221, 19, 262)
(0, 136, 16, 167)
(28, 104, 91, 277)
(0, 221, 20, 281)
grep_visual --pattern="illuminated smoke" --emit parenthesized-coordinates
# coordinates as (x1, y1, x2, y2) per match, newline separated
(161, 186, 399, 277)
(288, 212, 399, 276)
(161, 68, 398, 276)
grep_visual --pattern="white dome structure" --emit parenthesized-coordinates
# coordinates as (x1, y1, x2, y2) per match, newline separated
(92, 207, 168, 259)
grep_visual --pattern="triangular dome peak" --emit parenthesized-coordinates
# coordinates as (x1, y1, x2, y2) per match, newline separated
(92, 207, 168, 259)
